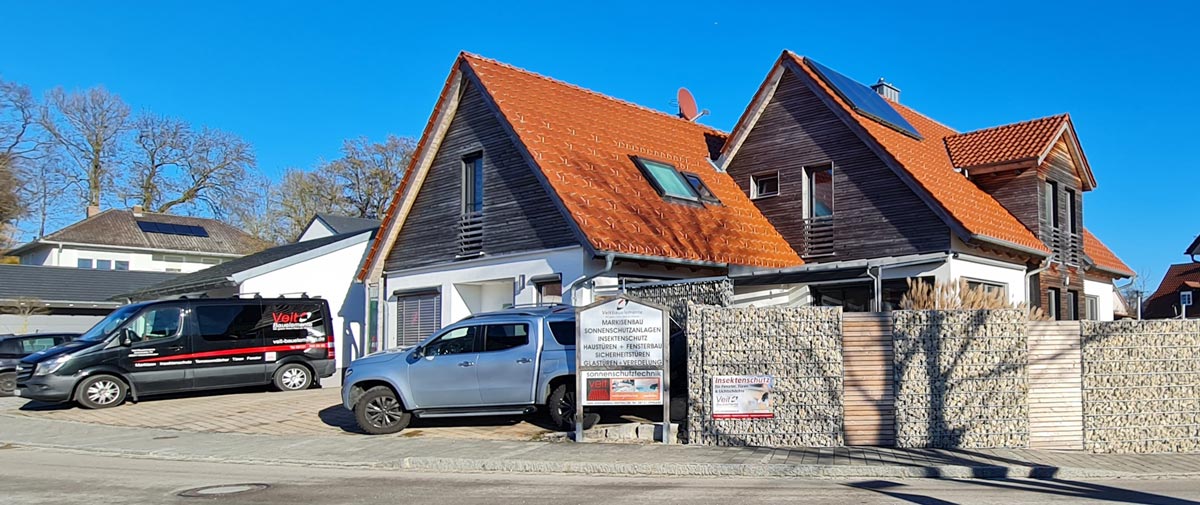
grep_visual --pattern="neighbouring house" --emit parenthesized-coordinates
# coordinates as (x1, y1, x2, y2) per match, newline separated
(6, 206, 268, 273)
(720, 52, 1132, 320)
(357, 52, 800, 348)
(1143, 236, 1200, 319)
(298, 213, 380, 242)
(121, 218, 378, 380)
(0, 264, 179, 334)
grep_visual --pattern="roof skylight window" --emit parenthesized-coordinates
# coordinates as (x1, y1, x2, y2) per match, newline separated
(682, 172, 720, 205)
(633, 157, 699, 202)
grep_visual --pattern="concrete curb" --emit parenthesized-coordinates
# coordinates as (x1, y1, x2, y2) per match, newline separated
(0, 439, 1147, 480)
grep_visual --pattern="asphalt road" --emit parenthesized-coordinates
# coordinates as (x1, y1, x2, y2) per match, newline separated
(2, 446, 1199, 505)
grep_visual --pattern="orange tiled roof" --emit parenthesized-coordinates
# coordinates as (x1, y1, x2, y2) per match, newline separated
(1145, 263, 1200, 318)
(460, 54, 801, 268)
(1082, 228, 1133, 277)
(462, 54, 800, 268)
(944, 115, 1068, 169)
(786, 53, 1050, 255)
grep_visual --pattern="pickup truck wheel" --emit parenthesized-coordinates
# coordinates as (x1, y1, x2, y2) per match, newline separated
(355, 386, 411, 435)
(547, 383, 598, 431)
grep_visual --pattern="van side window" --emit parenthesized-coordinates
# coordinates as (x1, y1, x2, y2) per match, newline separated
(196, 305, 265, 341)
(483, 324, 529, 352)
(126, 307, 183, 342)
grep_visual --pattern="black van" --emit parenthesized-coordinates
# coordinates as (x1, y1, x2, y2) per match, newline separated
(17, 297, 336, 409)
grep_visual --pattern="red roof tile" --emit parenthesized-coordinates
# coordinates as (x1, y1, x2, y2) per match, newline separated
(944, 115, 1068, 169)
(1145, 263, 1200, 318)
(786, 53, 1050, 255)
(460, 54, 801, 268)
(1082, 229, 1133, 277)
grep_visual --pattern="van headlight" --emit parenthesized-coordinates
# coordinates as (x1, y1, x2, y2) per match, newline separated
(35, 355, 72, 376)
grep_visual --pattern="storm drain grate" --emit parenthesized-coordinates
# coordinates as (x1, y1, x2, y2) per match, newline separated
(177, 483, 270, 498)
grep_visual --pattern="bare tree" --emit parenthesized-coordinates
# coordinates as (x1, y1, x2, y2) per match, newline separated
(320, 135, 414, 218)
(127, 116, 255, 217)
(264, 168, 348, 243)
(40, 86, 130, 208)
(0, 78, 48, 244)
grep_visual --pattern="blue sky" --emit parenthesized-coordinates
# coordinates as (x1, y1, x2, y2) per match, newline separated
(2, 1, 1193, 286)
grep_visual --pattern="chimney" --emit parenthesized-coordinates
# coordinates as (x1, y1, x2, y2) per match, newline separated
(871, 78, 900, 103)
(132, 205, 144, 216)
(86, 205, 101, 218)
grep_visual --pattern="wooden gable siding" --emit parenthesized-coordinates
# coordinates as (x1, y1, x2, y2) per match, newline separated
(383, 79, 578, 272)
(972, 168, 1042, 239)
(725, 71, 950, 262)
(1040, 141, 1084, 241)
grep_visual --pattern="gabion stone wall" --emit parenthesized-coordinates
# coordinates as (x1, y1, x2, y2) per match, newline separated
(625, 277, 734, 329)
(686, 304, 843, 447)
(892, 310, 1029, 448)
(1081, 319, 1200, 453)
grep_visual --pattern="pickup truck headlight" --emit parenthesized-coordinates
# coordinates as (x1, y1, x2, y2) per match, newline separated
(34, 354, 72, 376)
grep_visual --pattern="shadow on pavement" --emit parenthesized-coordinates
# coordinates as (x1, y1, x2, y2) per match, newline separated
(848, 479, 1200, 505)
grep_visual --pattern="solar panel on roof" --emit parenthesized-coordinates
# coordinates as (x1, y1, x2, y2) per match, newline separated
(136, 220, 209, 237)
(804, 58, 923, 140)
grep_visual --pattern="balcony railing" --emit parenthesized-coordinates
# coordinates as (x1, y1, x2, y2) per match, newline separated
(1049, 228, 1082, 266)
(456, 210, 484, 258)
(801, 215, 835, 258)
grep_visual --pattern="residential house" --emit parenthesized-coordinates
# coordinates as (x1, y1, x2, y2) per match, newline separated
(7, 207, 267, 273)
(298, 213, 380, 242)
(357, 52, 800, 347)
(1143, 236, 1200, 319)
(720, 52, 1132, 319)
(0, 264, 179, 333)
(358, 51, 1135, 351)
(122, 219, 379, 381)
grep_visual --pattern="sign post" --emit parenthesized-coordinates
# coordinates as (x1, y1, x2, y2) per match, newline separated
(575, 295, 670, 444)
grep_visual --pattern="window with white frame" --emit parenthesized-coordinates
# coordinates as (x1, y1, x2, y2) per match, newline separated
(804, 164, 834, 218)
(966, 279, 1007, 298)
(750, 172, 779, 199)
(1085, 295, 1099, 320)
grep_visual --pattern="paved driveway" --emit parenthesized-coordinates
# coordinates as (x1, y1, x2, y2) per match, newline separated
(3, 386, 553, 441)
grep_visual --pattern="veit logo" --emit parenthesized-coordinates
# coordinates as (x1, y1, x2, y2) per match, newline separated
(272, 311, 312, 324)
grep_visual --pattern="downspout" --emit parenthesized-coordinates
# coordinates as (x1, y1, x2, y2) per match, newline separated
(1025, 258, 1052, 307)
(866, 265, 882, 312)
(565, 253, 615, 307)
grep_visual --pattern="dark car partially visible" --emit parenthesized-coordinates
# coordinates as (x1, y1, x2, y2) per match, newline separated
(0, 333, 78, 396)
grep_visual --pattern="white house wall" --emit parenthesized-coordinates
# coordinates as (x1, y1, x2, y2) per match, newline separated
(0, 314, 103, 334)
(1084, 278, 1116, 321)
(239, 239, 370, 381)
(384, 247, 589, 347)
(947, 254, 1028, 305)
(19, 244, 229, 273)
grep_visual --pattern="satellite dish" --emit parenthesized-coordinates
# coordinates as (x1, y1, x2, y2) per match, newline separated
(677, 87, 700, 121)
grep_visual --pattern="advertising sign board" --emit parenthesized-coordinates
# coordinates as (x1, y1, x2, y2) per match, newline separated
(712, 375, 774, 419)
(575, 295, 670, 443)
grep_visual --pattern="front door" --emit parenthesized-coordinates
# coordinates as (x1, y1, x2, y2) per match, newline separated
(408, 325, 481, 408)
(190, 302, 268, 388)
(120, 304, 190, 394)
(474, 323, 537, 405)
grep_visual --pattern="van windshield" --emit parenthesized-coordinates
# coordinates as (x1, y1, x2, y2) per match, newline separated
(77, 304, 146, 342)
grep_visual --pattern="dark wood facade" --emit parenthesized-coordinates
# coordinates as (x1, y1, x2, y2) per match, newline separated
(725, 71, 951, 263)
(972, 139, 1089, 318)
(384, 78, 578, 272)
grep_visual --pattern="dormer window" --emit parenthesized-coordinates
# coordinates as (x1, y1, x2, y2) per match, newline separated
(633, 157, 699, 202)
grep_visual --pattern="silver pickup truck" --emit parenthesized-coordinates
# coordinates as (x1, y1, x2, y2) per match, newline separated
(342, 305, 598, 435)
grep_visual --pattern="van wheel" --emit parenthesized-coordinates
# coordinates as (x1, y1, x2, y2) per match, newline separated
(0, 371, 16, 396)
(75, 375, 127, 409)
(547, 383, 599, 431)
(355, 386, 410, 435)
(273, 364, 312, 391)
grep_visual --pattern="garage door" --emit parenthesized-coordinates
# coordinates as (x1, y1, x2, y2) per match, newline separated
(395, 291, 441, 348)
